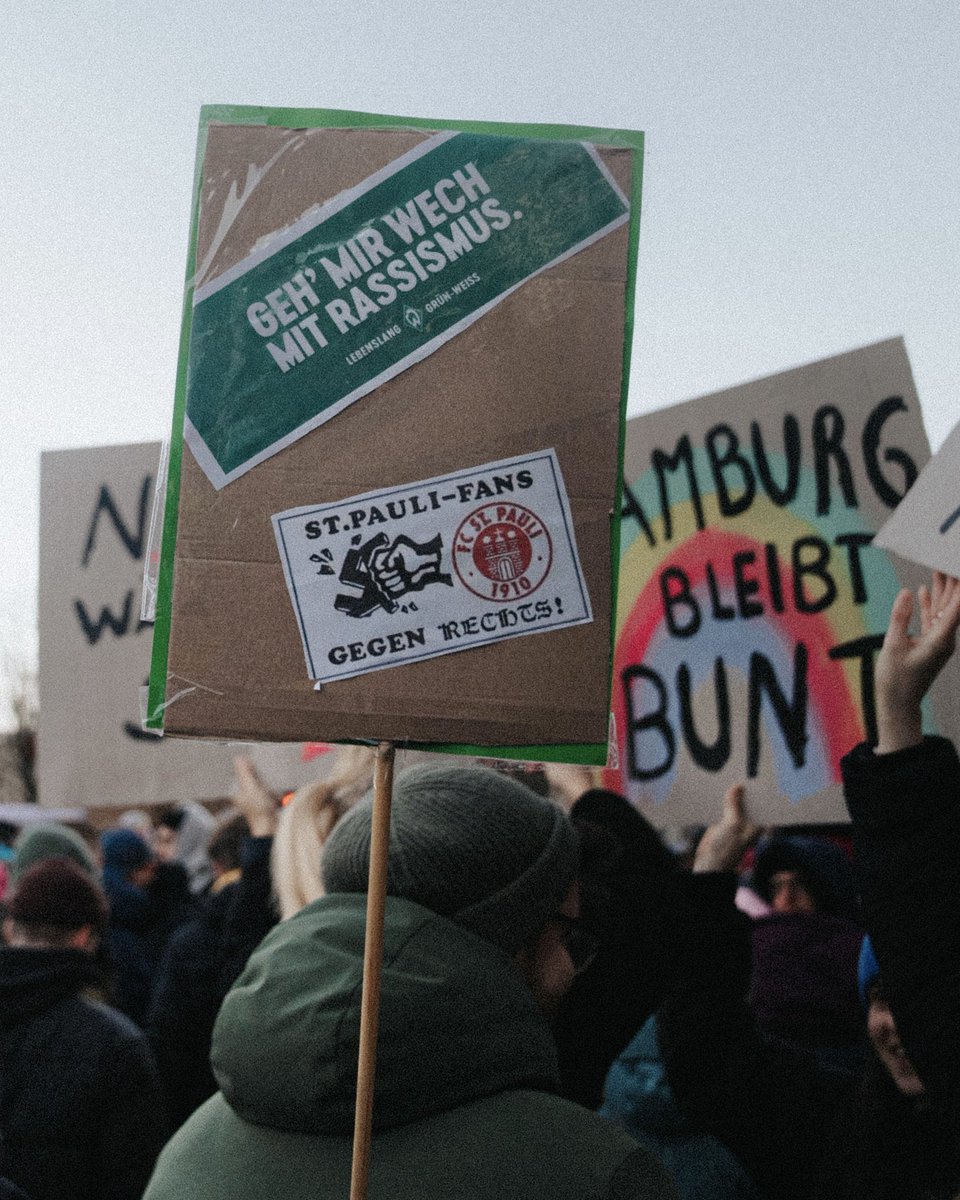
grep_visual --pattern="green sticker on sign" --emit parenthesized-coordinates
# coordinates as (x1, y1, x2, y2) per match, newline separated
(184, 130, 629, 488)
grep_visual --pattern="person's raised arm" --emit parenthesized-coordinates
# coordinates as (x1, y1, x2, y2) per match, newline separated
(874, 570, 960, 753)
(215, 757, 280, 999)
(691, 783, 759, 874)
(232, 755, 279, 839)
(843, 570, 960, 1114)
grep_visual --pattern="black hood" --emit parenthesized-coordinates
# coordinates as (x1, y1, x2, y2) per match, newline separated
(0, 947, 99, 1029)
(752, 835, 858, 919)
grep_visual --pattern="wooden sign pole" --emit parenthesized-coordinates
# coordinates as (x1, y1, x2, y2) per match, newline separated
(348, 740, 396, 1200)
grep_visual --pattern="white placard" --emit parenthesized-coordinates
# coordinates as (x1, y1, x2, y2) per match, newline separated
(873, 416, 960, 577)
(273, 449, 592, 684)
(38, 443, 325, 808)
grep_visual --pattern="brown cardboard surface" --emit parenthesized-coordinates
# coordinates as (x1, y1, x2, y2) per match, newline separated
(161, 126, 633, 747)
(603, 338, 960, 826)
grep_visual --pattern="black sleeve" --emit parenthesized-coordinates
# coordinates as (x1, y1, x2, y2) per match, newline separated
(147, 863, 196, 957)
(557, 798, 683, 1108)
(215, 836, 278, 1001)
(146, 919, 219, 1130)
(842, 734, 960, 1113)
(656, 873, 838, 1200)
(95, 1028, 169, 1200)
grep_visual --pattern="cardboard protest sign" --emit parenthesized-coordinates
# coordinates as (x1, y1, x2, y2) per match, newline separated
(873, 416, 960, 576)
(603, 339, 960, 826)
(38, 443, 325, 808)
(148, 107, 643, 760)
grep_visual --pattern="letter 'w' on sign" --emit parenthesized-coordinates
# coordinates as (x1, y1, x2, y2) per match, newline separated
(183, 131, 629, 489)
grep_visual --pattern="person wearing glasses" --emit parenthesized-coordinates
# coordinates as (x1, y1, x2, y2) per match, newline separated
(145, 763, 676, 1200)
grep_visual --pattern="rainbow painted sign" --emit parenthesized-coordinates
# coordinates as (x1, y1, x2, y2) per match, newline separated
(604, 339, 960, 825)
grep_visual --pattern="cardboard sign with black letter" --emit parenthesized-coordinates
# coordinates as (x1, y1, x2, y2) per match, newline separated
(39, 442, 321, 808)
(603, 339, 960, 825)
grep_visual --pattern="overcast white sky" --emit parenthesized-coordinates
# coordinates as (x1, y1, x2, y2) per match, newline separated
(2, 0, 958, 724)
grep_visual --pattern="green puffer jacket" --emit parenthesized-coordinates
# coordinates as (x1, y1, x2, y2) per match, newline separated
(145, 894, 675, 1200)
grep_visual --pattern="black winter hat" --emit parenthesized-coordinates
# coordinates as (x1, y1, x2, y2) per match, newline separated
(321, 763, 579, 955)
(8, 857, 109, 933)
(752, 835, 858, 919)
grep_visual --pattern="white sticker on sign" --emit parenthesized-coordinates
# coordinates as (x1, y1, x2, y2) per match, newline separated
(272, 449, 593, 684)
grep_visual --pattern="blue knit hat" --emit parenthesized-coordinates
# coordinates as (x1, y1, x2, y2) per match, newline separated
(101, 828, 153, 874)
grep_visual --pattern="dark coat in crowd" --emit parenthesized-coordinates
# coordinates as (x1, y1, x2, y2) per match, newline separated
(211, 834, 277, 996)
(146, 834, 277, 1130)
(146, 882, 236, 1130)
(838, 734, 960, 1198)
(815, 1051, 960, 1200)
(0, 946, 167, 1200)
(655, 871, 856, 1200)
(555, 790, 683, 1108)
(843, 734, 960, 1115)
(102, 833, 195, 1026)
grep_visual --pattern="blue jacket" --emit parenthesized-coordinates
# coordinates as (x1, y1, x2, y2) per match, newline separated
(601, 1017, 762, 1200)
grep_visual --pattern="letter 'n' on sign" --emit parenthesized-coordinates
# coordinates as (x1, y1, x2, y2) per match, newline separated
(81, 476, 153, 567)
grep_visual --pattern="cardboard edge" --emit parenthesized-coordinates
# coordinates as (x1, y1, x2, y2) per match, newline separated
(148, 105, 644, 764)
(146, 113, 209, 729)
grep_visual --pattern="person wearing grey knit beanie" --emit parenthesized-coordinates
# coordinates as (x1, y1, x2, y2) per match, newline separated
(322, 763, 592, 1012)
(13, 823, 98, 883)
(322, 764, 576, 946)
(147, 761, 677, 1200)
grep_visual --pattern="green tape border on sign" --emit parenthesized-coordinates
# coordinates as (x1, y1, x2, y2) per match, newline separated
(147, 105, 644, 767)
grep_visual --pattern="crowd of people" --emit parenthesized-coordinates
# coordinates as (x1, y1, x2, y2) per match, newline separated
(0, 570, 958, 1199)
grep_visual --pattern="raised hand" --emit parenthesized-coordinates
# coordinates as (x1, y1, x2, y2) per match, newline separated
(875, 571, 960, 754)
(693, 782, 760, 874)
(232, 755, 279, 838)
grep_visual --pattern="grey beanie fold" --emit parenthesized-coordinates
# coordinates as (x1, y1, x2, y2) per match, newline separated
(14, 823, 97, 882)
(321, 764, 579, 955)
